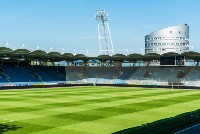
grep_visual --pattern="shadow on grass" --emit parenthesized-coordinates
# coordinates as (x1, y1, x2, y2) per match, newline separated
(113, 109, 200, 134)
(0, 124, 21, 134)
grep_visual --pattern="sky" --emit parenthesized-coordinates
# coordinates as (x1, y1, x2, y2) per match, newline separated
(0, 0, 200, 54)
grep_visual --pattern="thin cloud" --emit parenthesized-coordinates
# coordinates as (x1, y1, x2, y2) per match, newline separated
(79, 36, 97, 40)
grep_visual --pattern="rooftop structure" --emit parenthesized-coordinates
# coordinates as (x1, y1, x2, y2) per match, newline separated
(145, 24, 189, 55)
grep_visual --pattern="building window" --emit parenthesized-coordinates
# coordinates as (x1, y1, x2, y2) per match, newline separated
(170, 31, 172, 34)
(179, 31, 181, 34)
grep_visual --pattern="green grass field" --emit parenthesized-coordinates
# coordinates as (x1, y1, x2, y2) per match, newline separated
(0, 86, 200, 134)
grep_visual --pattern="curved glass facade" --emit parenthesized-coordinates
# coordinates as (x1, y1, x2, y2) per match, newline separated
(145, 24, 189, 55)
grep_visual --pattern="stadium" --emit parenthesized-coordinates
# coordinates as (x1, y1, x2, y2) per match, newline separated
(1, 36, 200, 133)
(1, 8, 200, 134)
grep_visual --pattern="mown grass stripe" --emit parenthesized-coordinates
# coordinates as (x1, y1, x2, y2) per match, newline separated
(50, 93, 200, 124)
(0, 89, 186, 112)
(0, 87, 200, 134)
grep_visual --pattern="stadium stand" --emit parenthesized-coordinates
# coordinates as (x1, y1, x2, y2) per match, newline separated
(1, 46, 200, 88)
(64, 66, 188, 86)
(1, 63, 200, 87)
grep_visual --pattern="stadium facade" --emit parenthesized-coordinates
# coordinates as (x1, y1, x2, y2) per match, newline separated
(145, 24, 189, 55)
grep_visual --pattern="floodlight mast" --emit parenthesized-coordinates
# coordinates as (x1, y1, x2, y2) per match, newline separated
(96, 10, 114, 55)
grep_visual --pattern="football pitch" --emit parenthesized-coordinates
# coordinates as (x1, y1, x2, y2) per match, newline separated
(0, 86, 200, 134)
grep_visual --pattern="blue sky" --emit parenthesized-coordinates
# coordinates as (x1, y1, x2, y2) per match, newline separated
(0, 0, 200, 54)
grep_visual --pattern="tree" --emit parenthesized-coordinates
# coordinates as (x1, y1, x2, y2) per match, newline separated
(47, 52, 62, 62)
(0, 47, 13, 58)
(9, 49, 30, 60)
(62, 53, 74, 61)
(162, 52, 180, 57)
(143, 53, 160, 66)
(96, 55, 111, 62)
(127, 53, 143, 66)
(112, 54, 127, 62)
(182, 51, 200, 66)
(28, 50, 47, 61)
(74, 54, 90, 66)
(111, 54, 127, 67)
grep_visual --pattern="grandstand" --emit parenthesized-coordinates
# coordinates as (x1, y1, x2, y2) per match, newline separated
(0, 46, 200, 88)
